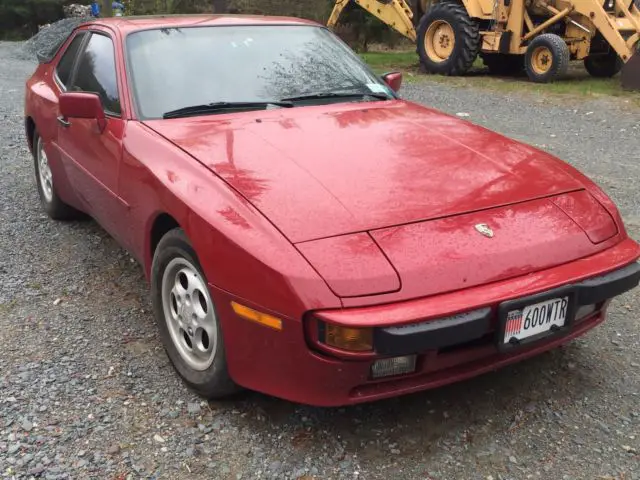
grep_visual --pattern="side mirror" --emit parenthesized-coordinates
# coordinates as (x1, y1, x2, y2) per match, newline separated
(59, 92, 107, 132)
(381, 71, 403, 93)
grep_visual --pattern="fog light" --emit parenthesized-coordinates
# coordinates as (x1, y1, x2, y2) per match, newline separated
(371, 355, 417, 379)
(324, 324, 373, 352)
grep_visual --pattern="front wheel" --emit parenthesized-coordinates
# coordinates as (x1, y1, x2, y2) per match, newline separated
(524, 34, 570, 83)
(151, 228, 240, 399)
(417, 2, 480, 75)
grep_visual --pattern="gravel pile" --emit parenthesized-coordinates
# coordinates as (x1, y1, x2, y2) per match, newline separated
(63, 4, 92, 18)
(1, 42, 639, 479)
(20, 17, 91, 62)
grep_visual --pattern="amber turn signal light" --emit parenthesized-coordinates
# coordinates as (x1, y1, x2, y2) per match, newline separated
(231, 301, 282, 331)
(324, 324, 373, 352)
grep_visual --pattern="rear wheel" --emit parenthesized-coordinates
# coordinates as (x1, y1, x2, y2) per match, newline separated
(32, 132, 82, 220)
(524, 34, 570, 83)
(480, 53, 525, 76)
(584, 49, 623, 78)
(417, 2, 480, 75)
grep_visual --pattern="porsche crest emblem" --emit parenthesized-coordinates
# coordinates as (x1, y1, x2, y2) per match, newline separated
(474, 223, 494, 238)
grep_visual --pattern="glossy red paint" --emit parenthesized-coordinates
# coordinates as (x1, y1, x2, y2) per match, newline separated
(296, 233, 401, 297)
(145, 102, 585, 243)
(382, 71, 403, 92)
(24, 15, 640, 406)
(59, 92, 107, 131)
(217, 239, 637, 406)
(551, 190, 618, 243)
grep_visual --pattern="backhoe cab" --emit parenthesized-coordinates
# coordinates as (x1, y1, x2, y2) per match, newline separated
(328, 0, 640, 89)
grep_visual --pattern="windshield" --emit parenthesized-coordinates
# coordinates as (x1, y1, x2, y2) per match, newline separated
(125, 25, 395, 119)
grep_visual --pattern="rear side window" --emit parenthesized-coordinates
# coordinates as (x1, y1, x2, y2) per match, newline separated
(71, 33, 121, 115)
(55, 33, 86, 87)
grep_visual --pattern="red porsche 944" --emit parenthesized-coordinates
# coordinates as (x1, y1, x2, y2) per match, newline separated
(24, 15, 640, 406)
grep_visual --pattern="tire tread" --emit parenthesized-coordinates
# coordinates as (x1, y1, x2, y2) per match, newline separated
(417, 2, 480, 76)
(524, 33, 570, 83)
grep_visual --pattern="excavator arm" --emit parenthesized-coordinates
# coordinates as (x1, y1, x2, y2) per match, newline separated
(327, 0, 640, 89)
(327, 0, 418, 41)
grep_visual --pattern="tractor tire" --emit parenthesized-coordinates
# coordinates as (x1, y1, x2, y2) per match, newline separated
(524, 34, 570, 83)
(480, 53, 525, 76)
(417, 2, 480, 75)
(584, 49, 623, 78)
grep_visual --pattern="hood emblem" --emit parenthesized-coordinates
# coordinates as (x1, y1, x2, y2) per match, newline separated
(474, 223, 494, 238)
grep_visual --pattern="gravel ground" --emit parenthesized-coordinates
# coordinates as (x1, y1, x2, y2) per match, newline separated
(1, 41, 639, 480)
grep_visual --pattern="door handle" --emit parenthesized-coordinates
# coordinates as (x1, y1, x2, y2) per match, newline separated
(57, 116, 71, 127)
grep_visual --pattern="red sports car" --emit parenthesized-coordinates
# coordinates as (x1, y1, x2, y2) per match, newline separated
(24, 15, 640, 407)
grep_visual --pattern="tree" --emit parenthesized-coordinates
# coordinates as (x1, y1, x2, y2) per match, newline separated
(0, 0, 65, 39)
(101, 0, 112, 17)
(212, 0, 228, 13)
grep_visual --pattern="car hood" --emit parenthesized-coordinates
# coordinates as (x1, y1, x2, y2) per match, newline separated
(144, 100, 585, 244)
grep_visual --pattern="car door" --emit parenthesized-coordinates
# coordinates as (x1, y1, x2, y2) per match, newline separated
(56, 29, 129, 239)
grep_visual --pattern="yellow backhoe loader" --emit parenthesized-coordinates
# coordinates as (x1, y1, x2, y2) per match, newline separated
(327, 0, 640, 89)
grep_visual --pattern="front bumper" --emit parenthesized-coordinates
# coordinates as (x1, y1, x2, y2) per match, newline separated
(213, 238, 640, 407)
(372, 261, 640, 356)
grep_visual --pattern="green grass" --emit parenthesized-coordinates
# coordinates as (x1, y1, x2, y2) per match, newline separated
(361, 51, 420, 73)
(361, 50, 640, 104)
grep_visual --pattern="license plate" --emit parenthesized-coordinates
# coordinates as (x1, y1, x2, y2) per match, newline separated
(503, 296, 569, 344)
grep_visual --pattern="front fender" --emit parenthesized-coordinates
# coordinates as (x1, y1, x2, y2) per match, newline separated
(120, 122, 341, 319)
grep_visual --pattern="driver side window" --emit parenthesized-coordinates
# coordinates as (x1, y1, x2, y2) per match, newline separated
(55, 32, 86, 88)
(70, 33, 121, 116)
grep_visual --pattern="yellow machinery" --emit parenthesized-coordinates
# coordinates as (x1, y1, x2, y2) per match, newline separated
(328, 0, 640, 88)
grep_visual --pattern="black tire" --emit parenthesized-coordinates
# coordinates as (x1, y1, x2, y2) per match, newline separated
(584, 49, 623, 78)
(480, 53, 525, 76)
(524, 34, 570, 83)
(151, 228, 240, 399)
(417, 2, 480, 75)
(32, 131, 82, 220)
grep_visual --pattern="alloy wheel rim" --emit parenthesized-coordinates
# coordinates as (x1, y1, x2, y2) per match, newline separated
(161, 257, 218, 371)
(37, 137, 54, 203)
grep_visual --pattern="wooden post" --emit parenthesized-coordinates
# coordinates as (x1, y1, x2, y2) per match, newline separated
(101, 0, 113, 17)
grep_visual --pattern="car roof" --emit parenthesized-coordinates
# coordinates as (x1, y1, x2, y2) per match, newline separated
(86, 14, 320, 35)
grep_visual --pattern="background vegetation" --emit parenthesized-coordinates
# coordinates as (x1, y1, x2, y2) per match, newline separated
(0, 0, 406, 48)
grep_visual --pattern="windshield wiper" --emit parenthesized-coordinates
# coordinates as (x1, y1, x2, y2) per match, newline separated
(162, 101, 294, 119)
(281, 91, 391, 102)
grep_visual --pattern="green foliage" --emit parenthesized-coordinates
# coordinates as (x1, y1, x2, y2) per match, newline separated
(334, 2, 406, 52)
(0, 0, 402, 50)
(0, 0, 90, 39)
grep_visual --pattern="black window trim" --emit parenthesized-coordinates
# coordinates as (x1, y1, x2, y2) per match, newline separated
(54, 30, 89, 92)
(59, 29, 123, 119)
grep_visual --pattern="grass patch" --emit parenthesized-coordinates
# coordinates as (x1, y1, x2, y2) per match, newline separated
(361, 50, 640, 104)
(361, 50, 420, 72)
(0, 299, 18, 314)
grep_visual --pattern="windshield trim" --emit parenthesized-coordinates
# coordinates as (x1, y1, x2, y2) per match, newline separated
(123, 24, 398, 121)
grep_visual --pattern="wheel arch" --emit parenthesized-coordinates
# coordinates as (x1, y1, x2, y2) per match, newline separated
(146, 212, 182, 277)
(25, 116, 36, 154)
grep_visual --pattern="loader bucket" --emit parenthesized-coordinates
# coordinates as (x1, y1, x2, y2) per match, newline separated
(621, 51, 640, 90)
